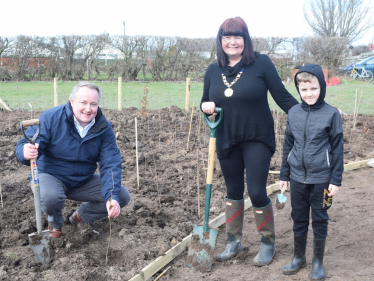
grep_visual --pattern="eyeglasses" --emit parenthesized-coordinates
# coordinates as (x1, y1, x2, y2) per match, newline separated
(222, 36, 243, 42)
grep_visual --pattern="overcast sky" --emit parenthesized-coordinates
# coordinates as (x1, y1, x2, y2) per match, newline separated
(1, 0, 373, 45)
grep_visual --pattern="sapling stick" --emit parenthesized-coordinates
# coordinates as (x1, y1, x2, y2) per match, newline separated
(106, 171, 115, 265)
(186, 102, 195, 151)
(154, 266, 171, 281)
(174, 121, 177, 163)
(354, 89, 363, 126)
(353, 90, 357, 128)
(0, 178, 3, 208)
(153, 156, 161, 207)
(135, 117, 140, 189)
(196, 148, 201, 218)
(196, 111, 202, 144)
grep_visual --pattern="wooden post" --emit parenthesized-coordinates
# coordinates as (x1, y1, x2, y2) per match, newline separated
(185, 77, 190, 111)
(54, 77, 58, 107)
(0, 98, 11, 111)
(118, 77, 122, 111)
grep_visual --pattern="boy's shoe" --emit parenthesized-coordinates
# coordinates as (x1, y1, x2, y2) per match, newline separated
(310, 237, 326, 280)
(283, 233, 307, 275)
(216, 197, 244, 262)
(252, 201, 276, 266)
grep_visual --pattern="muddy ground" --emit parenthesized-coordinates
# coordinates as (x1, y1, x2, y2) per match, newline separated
(0, 106, 373, 281)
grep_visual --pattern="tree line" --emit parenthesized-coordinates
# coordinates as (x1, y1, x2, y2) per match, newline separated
(2, 34, 369, 82)
(1, 1, 372, 82)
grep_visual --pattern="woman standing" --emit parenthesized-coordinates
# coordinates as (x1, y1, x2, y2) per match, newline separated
(201, 17, 298, 266)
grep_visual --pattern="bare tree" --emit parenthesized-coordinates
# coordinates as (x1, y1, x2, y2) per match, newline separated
(303, 0, 373, 43)
(253, 37, 287, 56)
(0, 37, 13, 81)
(111, 35, 149, 81)
(351, 44, 370, 56)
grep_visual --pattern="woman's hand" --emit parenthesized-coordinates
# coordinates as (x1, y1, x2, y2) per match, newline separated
(201, 102, 216, 115)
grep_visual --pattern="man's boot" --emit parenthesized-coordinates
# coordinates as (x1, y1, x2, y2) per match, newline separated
(215, 197, 244, 262)
(310, 237, 326, 280)
(252, 200, 276, 266)
(283, 233, 307, 274)
(69, 209, 84, 226)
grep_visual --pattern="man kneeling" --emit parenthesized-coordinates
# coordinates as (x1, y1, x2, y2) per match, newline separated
(16, 81, 131, 238)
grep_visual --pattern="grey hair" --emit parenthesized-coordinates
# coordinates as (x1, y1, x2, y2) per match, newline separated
(69, 81, 102, 102)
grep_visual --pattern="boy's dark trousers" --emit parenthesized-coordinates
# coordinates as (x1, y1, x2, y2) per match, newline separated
(290, 179, 332, 239)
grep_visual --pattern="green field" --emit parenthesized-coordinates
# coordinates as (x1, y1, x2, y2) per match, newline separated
(0, 79, 373, 115)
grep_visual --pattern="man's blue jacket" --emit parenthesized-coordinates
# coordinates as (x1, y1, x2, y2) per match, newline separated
(16, 101, 122, 203)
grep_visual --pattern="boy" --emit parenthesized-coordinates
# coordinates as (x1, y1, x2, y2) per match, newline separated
(279, 64, 344, 280)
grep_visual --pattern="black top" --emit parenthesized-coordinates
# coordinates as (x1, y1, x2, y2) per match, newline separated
(280, 64, 344, 185)
(201, 54, 298, 159)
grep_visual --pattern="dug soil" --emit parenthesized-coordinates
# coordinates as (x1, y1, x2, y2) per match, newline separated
(0, 107, 373, 281)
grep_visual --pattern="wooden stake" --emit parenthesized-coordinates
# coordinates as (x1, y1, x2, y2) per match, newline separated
(135, 117, 140, 189)
(54, 77, 58, 107)
(118, 77, 122, 111)
(185, 78, 190, 111)
(186, 102, 195, 151)
(0, 98, 11, 111)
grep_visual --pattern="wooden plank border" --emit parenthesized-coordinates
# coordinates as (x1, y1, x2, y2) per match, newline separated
(129, 158, 373, 281)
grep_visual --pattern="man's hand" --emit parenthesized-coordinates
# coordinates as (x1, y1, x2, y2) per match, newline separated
(24, 143, 39, 160)
(201, 102, 217, 115)
(328, 184, 339, 196)
(106, 199, 120, 218)
(279, 180, 289, 192)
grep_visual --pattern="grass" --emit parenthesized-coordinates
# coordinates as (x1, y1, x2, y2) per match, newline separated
(0, 79, 373, 115)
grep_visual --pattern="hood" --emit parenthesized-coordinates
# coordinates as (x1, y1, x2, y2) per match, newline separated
(294, 64, 326, 110)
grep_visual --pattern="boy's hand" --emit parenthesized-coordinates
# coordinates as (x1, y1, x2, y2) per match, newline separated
(328, 184, 339, 196)
(279, 180, 289, 192)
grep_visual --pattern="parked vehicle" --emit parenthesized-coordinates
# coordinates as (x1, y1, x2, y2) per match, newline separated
(345, 65, 373, 82)
(340, 56, 374, 73)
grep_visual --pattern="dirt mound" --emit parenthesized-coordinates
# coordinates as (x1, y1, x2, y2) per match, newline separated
(0, 107, 373, 280)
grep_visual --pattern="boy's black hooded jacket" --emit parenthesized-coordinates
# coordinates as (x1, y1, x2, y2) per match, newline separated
(279, 64, 344, 186)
